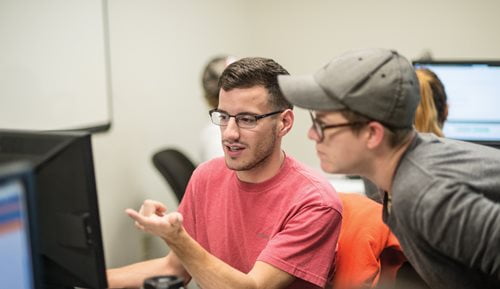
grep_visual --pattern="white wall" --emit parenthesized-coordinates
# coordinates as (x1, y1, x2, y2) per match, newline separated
(93, 0, 500, 269)
(94, 0, 257, 267)
(250, 0, 500, 166)
(0, 0, 111, 130)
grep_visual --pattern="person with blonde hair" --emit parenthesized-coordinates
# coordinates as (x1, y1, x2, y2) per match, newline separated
(414, 68, 448, 137)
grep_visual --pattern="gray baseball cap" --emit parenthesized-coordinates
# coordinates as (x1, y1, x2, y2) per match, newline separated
(278, 48, 420, 128)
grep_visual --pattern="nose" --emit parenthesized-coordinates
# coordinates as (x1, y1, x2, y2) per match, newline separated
(308, 126, 321, 142)
(222, 117, 240, 141)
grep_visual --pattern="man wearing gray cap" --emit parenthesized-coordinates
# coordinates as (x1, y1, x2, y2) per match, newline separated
(278, 48, 500, 289)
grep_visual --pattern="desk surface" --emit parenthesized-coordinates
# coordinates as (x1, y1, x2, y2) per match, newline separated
(328, 177, 365, 195)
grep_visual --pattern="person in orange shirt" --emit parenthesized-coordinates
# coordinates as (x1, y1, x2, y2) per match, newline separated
(334, 193, 405, 289)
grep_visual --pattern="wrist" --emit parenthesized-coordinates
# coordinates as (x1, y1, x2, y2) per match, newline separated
(162, 225, 188, 246)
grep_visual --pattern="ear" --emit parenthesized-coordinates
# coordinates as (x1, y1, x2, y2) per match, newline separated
(278, 109, 294, 137)
(365, 121, 385, 149)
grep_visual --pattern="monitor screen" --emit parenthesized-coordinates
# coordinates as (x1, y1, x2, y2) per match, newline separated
(413, 61, 500, 147)
(0, 162, 39, 289)
(0, 130, 107, 289)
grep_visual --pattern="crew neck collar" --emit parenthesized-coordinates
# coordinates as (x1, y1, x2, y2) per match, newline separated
(235, 155, 292, 193)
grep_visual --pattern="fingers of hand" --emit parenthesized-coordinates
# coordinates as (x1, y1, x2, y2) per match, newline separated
(139, 199, 167, 217)
(126, 208, 146, 230)
(126, 208, 184, 239)
(138, 201, 155, 216)
(134, 221, 145, 231)
(166, 212, 184, 227)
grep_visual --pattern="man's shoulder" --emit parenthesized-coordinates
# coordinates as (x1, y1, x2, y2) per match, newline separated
(412, 133, 500, 159)
(285, 156, 342, 211)
(401, 133, 500, 179)
(286, 156, 331, 186)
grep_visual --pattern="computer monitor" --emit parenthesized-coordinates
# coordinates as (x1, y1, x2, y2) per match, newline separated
(0, 162, 40, 289)
(413, 60, 500, 148)
(0, 130, 107, 289)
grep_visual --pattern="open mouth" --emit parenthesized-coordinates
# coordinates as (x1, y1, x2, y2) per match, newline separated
(224, 142, 246, 156)
(227, 145, 244, 152)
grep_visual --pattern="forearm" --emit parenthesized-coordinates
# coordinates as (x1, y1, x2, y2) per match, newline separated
(107, 254, 188, 289)
(125, 205, 293, 289)
(166, 229, 293, 289)
(168, 230, 256, 289)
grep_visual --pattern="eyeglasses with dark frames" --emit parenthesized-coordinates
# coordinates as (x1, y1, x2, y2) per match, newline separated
(309, 111, 368, 142)
(209, 109, 284, 129)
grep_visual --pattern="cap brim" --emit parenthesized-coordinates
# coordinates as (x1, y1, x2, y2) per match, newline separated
(278, 74, 345, 111)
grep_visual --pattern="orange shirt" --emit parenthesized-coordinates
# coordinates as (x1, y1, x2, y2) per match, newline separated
(334, 193, 406, 289)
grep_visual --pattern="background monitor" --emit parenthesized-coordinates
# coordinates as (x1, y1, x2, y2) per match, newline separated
(413, 60, 500, 148)
(0, 162, 40, 289)
(0, 130, 107, 289)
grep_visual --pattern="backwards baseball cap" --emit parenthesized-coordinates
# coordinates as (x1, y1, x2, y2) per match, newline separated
(278, 48, 420, 128)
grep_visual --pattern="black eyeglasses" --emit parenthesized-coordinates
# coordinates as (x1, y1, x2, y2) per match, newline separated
(309, 111, 368, 142)
(209, 109, 284, 129)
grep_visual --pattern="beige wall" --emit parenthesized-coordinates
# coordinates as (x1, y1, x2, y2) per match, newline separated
(93, 0, 500, 269)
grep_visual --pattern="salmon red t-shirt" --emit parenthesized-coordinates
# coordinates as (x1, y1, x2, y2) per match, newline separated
(178, 156, 342, 288)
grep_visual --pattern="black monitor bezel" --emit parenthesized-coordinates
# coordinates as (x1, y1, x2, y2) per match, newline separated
(0, 130, 108, 289)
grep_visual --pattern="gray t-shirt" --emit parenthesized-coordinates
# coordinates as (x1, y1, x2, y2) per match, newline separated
(385, 133, 500, 289)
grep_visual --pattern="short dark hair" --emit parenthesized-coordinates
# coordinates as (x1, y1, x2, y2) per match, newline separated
(219, 57, 293, 110)
(340, 109, 413, 148)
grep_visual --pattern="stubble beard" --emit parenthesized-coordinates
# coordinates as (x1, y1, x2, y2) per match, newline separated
(225, 126, 277, 172)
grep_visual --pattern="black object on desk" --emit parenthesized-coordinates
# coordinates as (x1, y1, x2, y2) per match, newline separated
(143, 275, 184, 289)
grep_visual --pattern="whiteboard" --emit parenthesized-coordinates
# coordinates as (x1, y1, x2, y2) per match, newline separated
(0, 0, 112, 132)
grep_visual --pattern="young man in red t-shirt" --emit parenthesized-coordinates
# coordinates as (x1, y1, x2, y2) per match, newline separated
(107, 57, 342, 289)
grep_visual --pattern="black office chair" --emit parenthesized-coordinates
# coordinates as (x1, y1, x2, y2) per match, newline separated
(152, 148, 196, 202)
